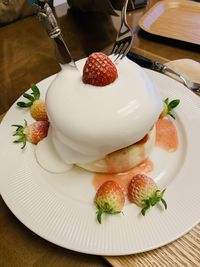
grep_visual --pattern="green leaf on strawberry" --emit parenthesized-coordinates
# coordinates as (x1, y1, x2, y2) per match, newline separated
(128, 174, 167, 216)
(17, 84, 48, 121)
(23, 93, 35, 102)
(96, 202, 120, 224)
(17, 84, 40, 108)
(141, 189, 167, 216)
(12, 120, 49, 149)
(95, 180, 125, 224)
(30, 83, 40, 100)
(12, 120, 28, 149)
(160, 98, 180, 119)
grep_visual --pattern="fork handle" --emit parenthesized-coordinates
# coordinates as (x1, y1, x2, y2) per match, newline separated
(127, 51, 189, 86)
(121, 0, 129, 23)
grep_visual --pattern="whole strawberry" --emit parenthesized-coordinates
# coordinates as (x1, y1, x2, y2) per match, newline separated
(82, 52, 118, 86)
(12, 120, 49, 149)
(95, 180, 125, 224)
(17, 84, 48, 121)
(128, 174, 167, 216)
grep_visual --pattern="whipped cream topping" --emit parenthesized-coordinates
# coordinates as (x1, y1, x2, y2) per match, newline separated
(35, 57, 163, 172)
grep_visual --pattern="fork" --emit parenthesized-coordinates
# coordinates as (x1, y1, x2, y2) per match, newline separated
(127, 51, 200, 96)
(111, 0, 134, 63)
(145, 60, 200, 96)
(176, 72, 200, 96)
(159, 65, 200, 96)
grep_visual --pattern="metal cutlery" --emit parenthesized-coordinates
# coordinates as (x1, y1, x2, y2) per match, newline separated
(112, 0, 134, 63)
(127, 51, 200, 96)
(34, 1, 77, 68)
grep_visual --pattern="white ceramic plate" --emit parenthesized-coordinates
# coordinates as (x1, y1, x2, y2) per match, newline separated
(0, 70, 200, 256)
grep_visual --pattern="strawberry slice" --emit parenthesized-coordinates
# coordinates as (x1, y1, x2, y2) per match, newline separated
(95, 180, 125, 224)
(12, 120, 49, 149)
(82, 52, 118, 86)
(128, 174, 167, 215)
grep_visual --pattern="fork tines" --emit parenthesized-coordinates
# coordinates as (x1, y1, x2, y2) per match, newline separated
(112, 34, 133, 62)
(111, 0, 134, 64)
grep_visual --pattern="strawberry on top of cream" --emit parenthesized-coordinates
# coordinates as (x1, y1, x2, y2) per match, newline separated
(35, 56, 163, 173)
(82, 52, 118, 86)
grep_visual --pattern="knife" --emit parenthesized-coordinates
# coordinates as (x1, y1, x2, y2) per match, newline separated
(31, 1, 77, 67)
(127, 51, 187, 86)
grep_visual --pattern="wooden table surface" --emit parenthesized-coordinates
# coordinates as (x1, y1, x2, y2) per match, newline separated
(1, 1, 200, 266)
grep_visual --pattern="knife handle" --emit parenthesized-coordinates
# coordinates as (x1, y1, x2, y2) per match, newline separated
(127, 51, 155, 68)
(126, 51, 194, 91)
(126, 51, 166, 73)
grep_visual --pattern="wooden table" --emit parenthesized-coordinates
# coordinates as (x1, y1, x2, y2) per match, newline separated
(1, 1, 200, 266)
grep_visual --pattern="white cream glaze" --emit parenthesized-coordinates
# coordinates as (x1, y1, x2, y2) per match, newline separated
(35, 57, 163, 173)
(77, 125, 156, 173)
(35, 127, 73, 173)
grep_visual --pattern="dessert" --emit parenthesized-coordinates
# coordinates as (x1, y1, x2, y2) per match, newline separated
(35, 53, 163, 173)
(12, 53, 180, 222)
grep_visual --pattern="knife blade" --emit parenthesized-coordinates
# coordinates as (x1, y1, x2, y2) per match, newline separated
(126, 51, 186, 86)
(34, 2, 77, 67)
